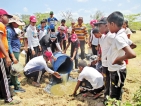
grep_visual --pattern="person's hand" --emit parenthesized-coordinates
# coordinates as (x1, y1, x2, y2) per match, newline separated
(12, 57, 18, 64)
(70, 57, 74, 61)
(71, 91, 77, 97)
(62, 51, 66, 54)
(39, 46, 42, 52)
(32, 50, 35, 56)
(112, 57, 124, 65)
(88, 42, 91, 47)
(53, 56, 57, 61)
(5, 56, 12, 67)
(95, 46, 98, 51)
(53, 72, 61, 79)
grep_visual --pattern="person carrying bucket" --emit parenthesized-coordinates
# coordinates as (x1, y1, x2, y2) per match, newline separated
(24, 51, 61, 87)
(64, 33, 79, 69)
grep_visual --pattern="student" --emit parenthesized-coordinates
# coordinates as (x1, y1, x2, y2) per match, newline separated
(24, 51, 60, 87)
(47, 11, 58, 32)
(7, 15, 25, 92)
(0, 9, 20, 104)
(26, 16, 41, 59)
(123, 20, 132, 39)
(123, 20, 133, 64)
(73, 17, 89, 60)
(93, 17, 116, 98)
(107, 11, 136, 100)
(58, 19, 68, 50)
(72, 60, 104, 99)
(38, 20, 48, 41)
(68, 20, 75, 37)
(89, 20, 98, 55)
(37, 19, 50, 34)
(64, 34, 79, 69)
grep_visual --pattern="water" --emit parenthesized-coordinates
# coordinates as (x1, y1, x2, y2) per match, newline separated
(51, 82, 76, 96)
(60, 73, 68, 84)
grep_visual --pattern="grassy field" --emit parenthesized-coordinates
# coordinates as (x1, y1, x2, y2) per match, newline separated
(0, 31, 141, 106)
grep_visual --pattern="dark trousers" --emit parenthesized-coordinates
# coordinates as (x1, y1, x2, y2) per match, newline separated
(63, 40, 66, 51)
(24, 66, 46, 83)
(80, 41, 85, 60)
(102, 66, 110, 97)
(0, 58, 12, 102)
(25, 46, 39, 64)
(91, 45, 97, 55)
(110, 69, 126, 100)
(80, 79, 104, 94)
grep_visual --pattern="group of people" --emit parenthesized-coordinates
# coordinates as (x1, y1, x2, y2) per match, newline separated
(0, 8, 137, 105)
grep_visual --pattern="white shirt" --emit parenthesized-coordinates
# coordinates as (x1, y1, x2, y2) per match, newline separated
(99, 32, 115, 67)
(14, 28, 22, 35)
(26, 25, 40, 50)
(24, 56, 54, 74)
(78, 66, 104, 89)
(107, 29, 133, 71)
(38, 29, 47, 41)
(125, 28, 132, 35)
(90, 30, 99, 46)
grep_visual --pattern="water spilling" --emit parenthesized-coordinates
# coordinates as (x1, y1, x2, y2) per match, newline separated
(51, 82, 77, 96)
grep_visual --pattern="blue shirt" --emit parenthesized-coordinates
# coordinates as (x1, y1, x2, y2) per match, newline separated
(47, 17, 58, 29)
(7, 26, 21, 54)
(37, 24, 50, 32)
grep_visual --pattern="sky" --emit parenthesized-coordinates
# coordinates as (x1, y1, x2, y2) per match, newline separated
(0, 0, 141, 23)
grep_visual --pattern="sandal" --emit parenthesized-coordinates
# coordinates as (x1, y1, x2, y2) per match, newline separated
(5, 100, 21, 105)
(82, 92, 94, 97)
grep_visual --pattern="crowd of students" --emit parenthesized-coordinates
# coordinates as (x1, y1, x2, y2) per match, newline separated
(0, 8, 137, 105)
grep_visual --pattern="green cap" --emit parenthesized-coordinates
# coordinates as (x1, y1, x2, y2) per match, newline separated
(50, 11, 54, 15)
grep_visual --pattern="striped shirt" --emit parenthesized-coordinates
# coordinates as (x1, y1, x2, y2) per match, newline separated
(73, 24, 88, 41)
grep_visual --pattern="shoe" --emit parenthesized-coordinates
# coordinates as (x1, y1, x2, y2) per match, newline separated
(14, 87, 26, 92)
(32, 81, 40, 87)
(5, 100, 21, 105)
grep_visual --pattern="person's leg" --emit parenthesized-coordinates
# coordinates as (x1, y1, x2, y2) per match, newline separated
(102, 67, 110, 97)
(80, 41, 85, 60)
(109, 69, 126, 100)
(74, 52, 78, 69)
(63, 40, 66, 50)
(91, 45, 97, 55)
(0, 58, 12, 102)
(25, 48, 30, 64)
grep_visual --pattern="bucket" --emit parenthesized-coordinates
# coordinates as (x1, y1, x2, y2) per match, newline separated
(52, 52, 73, 74)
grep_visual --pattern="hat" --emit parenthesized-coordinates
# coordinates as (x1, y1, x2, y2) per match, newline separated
(90, 20, 98, 25)
(78, 60, 87, 67)
(0, 9, 13, 18)
(43, 51, 53, 61)
(30, 16, 37, 22)
(94, 17, 107, 25)
(71, 34, 77, 42)
(9, 15, 25, 26)
(89, 55, 98, 63)
(50, 11, 54, 15)
(59, 26, 65, 31)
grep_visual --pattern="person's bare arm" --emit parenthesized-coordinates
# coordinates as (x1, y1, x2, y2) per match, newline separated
(113, 46, 136, 65)
(71, 48, 77, 61)
(60, 40, 63, 49)
(72, 80, 81, 96)
(127, 34, 130, 39)
(64, 42, 70, 53)
(130, 43, 137, 49)
(0, 33, 11, 66)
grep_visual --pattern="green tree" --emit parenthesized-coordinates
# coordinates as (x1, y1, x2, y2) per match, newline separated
(90, 10, 104, 20)
(124, 13, 141, 30)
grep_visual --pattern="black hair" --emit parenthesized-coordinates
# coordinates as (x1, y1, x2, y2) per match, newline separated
(43, 19, 47, 22)
(107, 11, 124, 28)
(124, 20, 129, 27)
(61, 19, 66, 23)
(92, 28, 100, 34)
(41, 20, 46, 24)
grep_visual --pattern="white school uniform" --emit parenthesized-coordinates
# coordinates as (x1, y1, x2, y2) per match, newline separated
(107, 29, 132, 72)
(99, 32, 115, 67)
(78, 66, 104, 89)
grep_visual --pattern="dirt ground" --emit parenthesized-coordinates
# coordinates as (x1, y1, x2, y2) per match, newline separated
(0, 31, 141, 106)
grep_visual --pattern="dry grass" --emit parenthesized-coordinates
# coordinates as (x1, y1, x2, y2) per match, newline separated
(0, 31, 141, 106)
